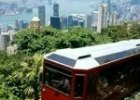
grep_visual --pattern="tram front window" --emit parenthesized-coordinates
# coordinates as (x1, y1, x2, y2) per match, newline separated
(44, 64, 71, 94)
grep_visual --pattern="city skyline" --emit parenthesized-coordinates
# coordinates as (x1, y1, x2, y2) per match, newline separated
(0, 0, 100, 27)
(0, 0, 140, 29)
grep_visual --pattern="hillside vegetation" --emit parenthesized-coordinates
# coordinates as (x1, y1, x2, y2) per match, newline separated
(0, 23, 140, 100)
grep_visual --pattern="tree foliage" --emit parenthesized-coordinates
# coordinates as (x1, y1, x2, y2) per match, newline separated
(12, 27, 112, 54)
(102, 23, 140, 42)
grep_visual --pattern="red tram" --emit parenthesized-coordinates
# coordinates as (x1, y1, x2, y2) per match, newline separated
(41, 39, 140, 100)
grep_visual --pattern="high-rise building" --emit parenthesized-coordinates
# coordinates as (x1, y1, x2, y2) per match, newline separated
(30, 17, 40, 32)
(53, 2, 59, 17)
(86, 14, 93, 28)
(61, 16, 68, 30)
(107, 0, 111, 14)
(38, 6, 46, 25)
(68, 14, 86, 28)
(50, 2, 61, 29)
(110, 11, 118, 26)
(22, 21, 29, 29)
(0, 35, 4, 50)
(0, 30, 15, 50)
(97, 3, 108, 32)
(15, 20, 28, 31)
(50, 17, 61, 29)
(86, 11, 98, 31)
(0, 28, 1, 34)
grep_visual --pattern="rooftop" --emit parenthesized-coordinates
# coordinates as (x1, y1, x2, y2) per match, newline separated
(44, 39, 140, 70)
(31, 16, 40, 22)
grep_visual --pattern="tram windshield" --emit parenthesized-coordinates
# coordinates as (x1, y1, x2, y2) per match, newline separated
(44, 63, 72, 94)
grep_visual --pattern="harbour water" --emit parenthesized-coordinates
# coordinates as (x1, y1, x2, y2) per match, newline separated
(0, 0, 102, 27)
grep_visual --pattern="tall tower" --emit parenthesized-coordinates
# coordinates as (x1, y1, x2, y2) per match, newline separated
(50, 2, 61, 29)
(97, 3, 108, 32)
(53, 2, 59, 17)
(38, 6, 46, 25)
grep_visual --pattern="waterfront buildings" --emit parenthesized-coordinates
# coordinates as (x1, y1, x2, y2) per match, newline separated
(68, 14, 86, 28)
(15, 20, 28, 31)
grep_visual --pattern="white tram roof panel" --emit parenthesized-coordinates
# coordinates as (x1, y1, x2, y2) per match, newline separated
(45, 39, 140, 70)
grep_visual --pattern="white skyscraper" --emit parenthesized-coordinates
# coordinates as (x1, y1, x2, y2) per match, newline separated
(97, 3, 108, 33)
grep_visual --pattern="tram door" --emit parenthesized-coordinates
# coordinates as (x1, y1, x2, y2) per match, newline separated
(73, 74, 86, 100)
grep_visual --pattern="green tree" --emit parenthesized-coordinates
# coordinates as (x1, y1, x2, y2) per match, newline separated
(11, 54, 42, 100)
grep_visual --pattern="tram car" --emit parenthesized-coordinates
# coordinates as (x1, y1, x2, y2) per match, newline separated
(41, 39, 140, 100)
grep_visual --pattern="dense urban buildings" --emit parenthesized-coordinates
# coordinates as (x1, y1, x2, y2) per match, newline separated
(15, 20, 28, 31)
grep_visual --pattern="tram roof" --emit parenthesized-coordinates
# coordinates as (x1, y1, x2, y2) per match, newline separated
(44, 39, 140, 70)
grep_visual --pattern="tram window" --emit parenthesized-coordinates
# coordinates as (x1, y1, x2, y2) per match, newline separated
(44, 65, 71, 94)
(88, 74, 96, 95)
(74, 75, 84, 97)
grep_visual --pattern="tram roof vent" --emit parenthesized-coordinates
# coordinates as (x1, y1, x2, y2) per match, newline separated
(78, 54, 91, 59)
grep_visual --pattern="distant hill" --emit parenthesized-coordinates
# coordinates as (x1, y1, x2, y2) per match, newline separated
(130, 0, 140, 4)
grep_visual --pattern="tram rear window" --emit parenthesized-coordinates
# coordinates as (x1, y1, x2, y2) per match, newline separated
(44, 63, 72, 94)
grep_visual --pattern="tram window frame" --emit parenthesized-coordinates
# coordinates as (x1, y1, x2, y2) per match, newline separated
(74, 74, 85, 97)
(44, 64, 72, 95)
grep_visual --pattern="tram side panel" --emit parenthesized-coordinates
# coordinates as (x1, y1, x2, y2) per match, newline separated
(86, 57, 140, 100)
